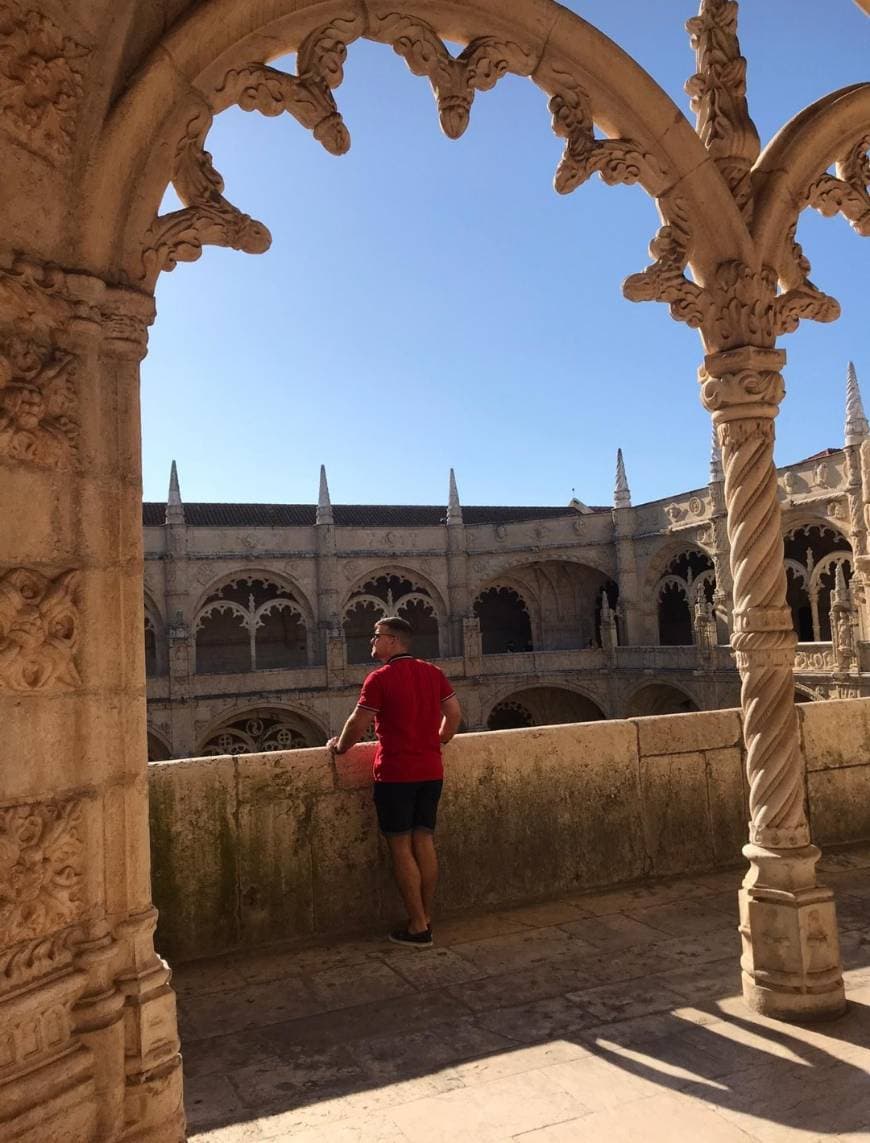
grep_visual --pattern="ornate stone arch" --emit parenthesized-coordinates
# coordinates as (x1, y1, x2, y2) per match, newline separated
(146, 727, 172, 762)
(340, 565, 448, 623)
(196, 701, 328, 755)
(192, 567, 315, 628)
(472, 579, 537, 653)
(484, 681, 607, 728)
(624, 681, 701, 717)
(143, 591, 166, 678)
(341, 567, 447, 661)
(192, 570, 312, 673)
(485, 675, 609, 720)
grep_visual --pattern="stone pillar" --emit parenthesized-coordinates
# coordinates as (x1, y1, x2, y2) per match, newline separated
(164, 473, 195, 758)
(0, 258, 184, 1140)
(315, 467, 339, 665)
(701, 344, 845, 1021)
(612, 510, 642, 644)
(708, 434, 734, 637)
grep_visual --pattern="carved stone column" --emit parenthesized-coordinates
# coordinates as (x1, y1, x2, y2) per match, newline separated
(0, 257, 184, 1140)
(701, 345, 845, 1020)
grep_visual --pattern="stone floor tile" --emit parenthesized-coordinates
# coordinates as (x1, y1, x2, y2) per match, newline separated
(427, 913, 531, 946)
(189, 1121, 266, 1142)
(450, 925, 586, 976)
(495, 900, 593, 927)
(654, 957, 743, 1005)
(183, 1028, 283, 1080)
(832, 894, 870, 933)
(233, 941, 378, 985)
(252, 1110, 410, 1143)
(258, 988, 472, 1052)
(181, 977, 323, 1037)
(656, 927, 742, 968)
(575, 879, 711, 916)
(376, 945, 485, 989)
(306, 958, 414, 1010)
(388, 1067, 592, 1143)
(446, 1039, 590, 1089)
(446, 957, 605, 1014)
(567, 979, 690, 1025)
(228, 1044, 366, 1113)
(172, 957, 247, 997)
(514, 1091, 761, 1142)
(473, 993, 594, 1044)
(185, 1073, 248, 1131)
(537, 1052, 675, 1112)
(557, 913, 671, 952)
(626, 899, 740, 939)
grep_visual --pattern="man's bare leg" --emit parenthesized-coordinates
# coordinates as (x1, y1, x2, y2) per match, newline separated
(412, 830, 438, 926)
(386, 834, 428, 934)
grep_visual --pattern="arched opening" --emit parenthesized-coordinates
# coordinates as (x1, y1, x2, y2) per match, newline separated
(199, 707, 326, 755)
(794, 688, 815, 704)
(783, 524, 853, 642)
(194, 577, 308, 674)
(487, 686, 604, 729)
(147, 730, 172, 762)
(473, 586, 533, 654)
(655, 550, 716, 646)
(626, 684, 699, 717)
(144, 612, 161, 678)
(342, 574, 441, 663)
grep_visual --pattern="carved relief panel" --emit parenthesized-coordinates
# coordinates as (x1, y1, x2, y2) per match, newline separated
(0, 567, 80, 689)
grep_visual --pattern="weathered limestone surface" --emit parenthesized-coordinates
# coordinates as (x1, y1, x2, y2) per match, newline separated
(1, 0, 867, 1137)
(149, 699, 870, 964)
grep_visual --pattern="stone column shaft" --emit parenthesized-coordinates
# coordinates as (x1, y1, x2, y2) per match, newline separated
(701, 344, 844, 1020)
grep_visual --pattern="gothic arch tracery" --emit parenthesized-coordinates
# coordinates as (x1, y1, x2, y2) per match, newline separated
(198, 705, 326, 755)
(193, 575, 309, 674)
(783, 523, 853, 642)
(342, 572, 442, 662)
(653, 548, 716, 646)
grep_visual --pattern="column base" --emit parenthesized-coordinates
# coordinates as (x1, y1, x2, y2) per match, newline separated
(739, 842, 846, 1022)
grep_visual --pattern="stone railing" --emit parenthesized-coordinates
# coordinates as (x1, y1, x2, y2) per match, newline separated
(148, 697, 870, 962)
(793, 643, 836, 673)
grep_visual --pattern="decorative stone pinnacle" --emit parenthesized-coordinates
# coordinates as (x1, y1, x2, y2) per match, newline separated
(165, 459, 184, 524)
(833, 561, 848, 605)
(845, 361, 868, 447)
(447, 467, 463, 525)
(316, 464, 333, 525)
(710, 428, 724, 483)
(614, 449, 631, 509)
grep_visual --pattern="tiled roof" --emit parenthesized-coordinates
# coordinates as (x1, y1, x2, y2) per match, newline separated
(142, 502, 604, 528)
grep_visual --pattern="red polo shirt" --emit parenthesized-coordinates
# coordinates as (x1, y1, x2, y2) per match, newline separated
(358, 654, 455, 782)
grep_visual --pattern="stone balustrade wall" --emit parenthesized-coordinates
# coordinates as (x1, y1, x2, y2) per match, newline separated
(148, 698, 870, 962)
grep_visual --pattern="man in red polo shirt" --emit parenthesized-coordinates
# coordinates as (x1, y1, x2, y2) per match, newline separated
(328, 615, 462, 948)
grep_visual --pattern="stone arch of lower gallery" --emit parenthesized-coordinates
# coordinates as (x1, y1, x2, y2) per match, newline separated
(147, 728, 172, 762)
(197, 704, 327, 755)
(473, 561, 618, 654)
(651, 547, 716, 646)
(486, 685, 606, 730)
(192, 573, 311, 675)
(625, 682, 700, 717)
(782, 520, 853, 643)
(794, 685, 819, 704)
(341, 570, 445, 664)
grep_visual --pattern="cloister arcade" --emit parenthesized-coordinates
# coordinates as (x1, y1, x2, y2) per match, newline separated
(3, 0, 869, 1137)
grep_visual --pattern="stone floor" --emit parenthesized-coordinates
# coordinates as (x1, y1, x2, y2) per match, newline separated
(174, 847, 870, 1142)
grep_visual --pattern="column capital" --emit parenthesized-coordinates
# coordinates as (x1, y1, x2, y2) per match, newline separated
(699, 345, 787, 422)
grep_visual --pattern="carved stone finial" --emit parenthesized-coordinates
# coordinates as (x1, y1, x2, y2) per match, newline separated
(447, 468, 463, 525)
(165, 459, 184, 525)
(845, 361, 869, 447)
(684, 0, 760, 216)
(316, 464, 333, 525)
(614, 448, 631, 508)
(710, 427, 724, 483)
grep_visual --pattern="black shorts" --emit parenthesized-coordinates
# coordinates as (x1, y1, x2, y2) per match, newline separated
(373, 780, 443, 836)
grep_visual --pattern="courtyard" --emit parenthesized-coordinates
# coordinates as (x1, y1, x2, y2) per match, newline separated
(178, 846, 870, 1142)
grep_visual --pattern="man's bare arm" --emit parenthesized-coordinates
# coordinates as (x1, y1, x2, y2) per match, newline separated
(439, 694, 462, 745)
(328, 706, 375, 754)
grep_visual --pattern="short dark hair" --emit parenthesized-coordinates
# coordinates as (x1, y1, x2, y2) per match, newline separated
(377, 615, 412, 643)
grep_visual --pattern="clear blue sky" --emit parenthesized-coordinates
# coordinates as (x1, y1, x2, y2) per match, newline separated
(141, 1, 869, 509)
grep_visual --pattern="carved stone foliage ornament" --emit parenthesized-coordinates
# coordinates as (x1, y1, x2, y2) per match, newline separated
(807, 135, 870, 238)
(369, 13, 534, 140)
(143, 17, 364, 283)
(0, 798, 84, 945)
(0, 3, 89, 159)
(0, 567, 80, 690)
(0, 336, 77, 464)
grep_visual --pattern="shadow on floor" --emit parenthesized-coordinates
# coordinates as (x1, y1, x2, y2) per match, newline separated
(173, 849, 870, 1142)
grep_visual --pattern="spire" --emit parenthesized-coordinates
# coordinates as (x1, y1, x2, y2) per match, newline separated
(845, 361, 868, 447)
(709, 427, 724, 483)
(165, 459, 184, 524)
(447, 467, 463, 525)
(316, 464, 333, 525)
(614, 448, 631, 509)
(833, 560, 848, 605)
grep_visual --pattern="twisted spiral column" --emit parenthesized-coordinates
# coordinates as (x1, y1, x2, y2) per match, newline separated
(701, 345, 844, 1020)
(701, 346, 809, 848)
